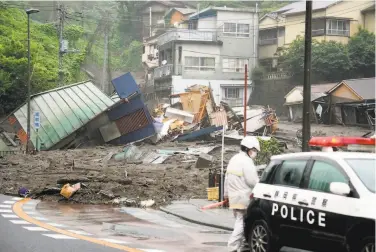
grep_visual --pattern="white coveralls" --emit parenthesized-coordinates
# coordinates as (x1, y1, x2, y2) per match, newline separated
(224, 151, 259, 252)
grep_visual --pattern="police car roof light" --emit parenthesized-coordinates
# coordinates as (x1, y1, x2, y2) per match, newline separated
(309, 137, 376, 147)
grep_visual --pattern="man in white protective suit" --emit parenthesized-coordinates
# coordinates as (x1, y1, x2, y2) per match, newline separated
(224, 136, 260, 252)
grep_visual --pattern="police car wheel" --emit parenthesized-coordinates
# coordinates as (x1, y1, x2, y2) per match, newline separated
(359, 237, 375, 252)
(248, 220, 276, 252)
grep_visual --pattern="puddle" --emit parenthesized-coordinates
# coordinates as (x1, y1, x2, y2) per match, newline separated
(36, 201, 145, 224)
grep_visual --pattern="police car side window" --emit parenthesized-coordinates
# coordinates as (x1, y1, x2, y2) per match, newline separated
(308, 161, 348, 193)
(272, 160, 306, 187)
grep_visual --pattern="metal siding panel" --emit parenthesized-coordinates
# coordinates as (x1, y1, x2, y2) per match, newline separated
(108, 97, 146, 121)
(115, 109, 149, 135)
(78, 84, 108, 111)
(34, 96, 63, 144)
(41, 93, 70, 137)
(63, 88, 93, 122)
(111, 72, 140, 99)
(84, 83, 115, 107)
(70, 86, 99, 116)
(49, 92, 78, 131)
(56, 89, 87, 124)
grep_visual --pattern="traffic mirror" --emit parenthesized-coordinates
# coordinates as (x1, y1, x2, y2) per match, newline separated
(330, 182, 351, 196)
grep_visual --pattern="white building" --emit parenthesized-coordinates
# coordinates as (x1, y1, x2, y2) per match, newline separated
(150, 6, 259, 107)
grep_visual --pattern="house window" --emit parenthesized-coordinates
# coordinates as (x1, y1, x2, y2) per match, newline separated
(222, 58, 249, 72)
(223, 23, 250, 37)
(184, 56, 215, 72)
(225, 87, 240, 99)
(326, 19, 350, 36)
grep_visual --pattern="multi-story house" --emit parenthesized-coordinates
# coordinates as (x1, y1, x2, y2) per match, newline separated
(151, 6, 259, 107)
(140, 1, 194, 38)
(259, 0, 375, 71)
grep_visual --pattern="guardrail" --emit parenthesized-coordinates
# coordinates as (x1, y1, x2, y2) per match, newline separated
(157, 29, 217, 45)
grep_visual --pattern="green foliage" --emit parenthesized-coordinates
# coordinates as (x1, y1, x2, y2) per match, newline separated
(64, 25, 84, 44)
(0, 7, 86, 114)
(255, 137, 282, 165)
(279, 31, 375, 82)
(120, 40, 143, 72)
(348, 28, 375, 78)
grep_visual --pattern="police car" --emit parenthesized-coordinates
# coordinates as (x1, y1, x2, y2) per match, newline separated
(244, 136, 376, 252)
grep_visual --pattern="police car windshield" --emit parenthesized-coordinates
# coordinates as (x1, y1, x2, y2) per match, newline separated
(345, 158, 376, 193)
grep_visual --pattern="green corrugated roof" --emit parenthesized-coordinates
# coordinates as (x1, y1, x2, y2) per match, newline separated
(13, 81, 115, 150)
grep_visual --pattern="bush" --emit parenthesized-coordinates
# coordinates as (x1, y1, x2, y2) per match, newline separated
(255, 137, 283, 165)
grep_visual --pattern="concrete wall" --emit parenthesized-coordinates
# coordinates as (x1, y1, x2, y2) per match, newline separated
(216, 10, 258, 75)
(364, 10, 375, 33)
(250, 78, 297, 116)
(177, 42, 246, 80)
(198, 16, 217, 30)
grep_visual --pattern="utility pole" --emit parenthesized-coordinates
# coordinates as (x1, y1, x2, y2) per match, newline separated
(244, 64, 248, 136)
(102, 20, 109, 93)
(58, 2, 64, 86)
(302, 0, 312, 152)
(149, 7, 152, 37)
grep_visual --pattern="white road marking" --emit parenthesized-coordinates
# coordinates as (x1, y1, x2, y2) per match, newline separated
(0, 209, 12, 213)
(43, 234, 77, 239)
(67, 230, 93, 236)
(10, 220, 30, 224)
(0, 205, 12, 208)
(3, 201, 16, 204)
(11, 197, 23, 201)
(34, 217, 48, 221)
(23, 226, 49, 231)
(46, 223, 67, 227)
(1, 214, 19, 218)
(98, 238, 130, 244)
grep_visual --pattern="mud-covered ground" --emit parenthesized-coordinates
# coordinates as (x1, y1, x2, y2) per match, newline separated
(0, 142, 239, 208)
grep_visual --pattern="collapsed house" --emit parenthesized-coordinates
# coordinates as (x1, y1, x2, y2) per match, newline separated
(0, 73, 156, 151)
(283, 78, 375, 128)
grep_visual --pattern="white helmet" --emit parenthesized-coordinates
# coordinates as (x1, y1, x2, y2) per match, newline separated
(241, 136, 260, 151)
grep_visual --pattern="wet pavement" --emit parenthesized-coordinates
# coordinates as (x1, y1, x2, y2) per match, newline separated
(36, 201, 233, 252)
(35, 201, 312, 252)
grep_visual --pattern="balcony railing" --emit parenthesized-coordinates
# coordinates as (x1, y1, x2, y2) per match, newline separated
(312, 29, 325, 36)
(154, 64, 173, 78)
(263, 72, 292, 80)
(327, 29, 350, 36)
(259, 38, 277, 46)
(222, 98, 244, 108)
(157, 29, 217, 46)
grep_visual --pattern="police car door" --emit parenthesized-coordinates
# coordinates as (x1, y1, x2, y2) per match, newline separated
(299, 157, 359, 251)
(258, 158, 312, 247)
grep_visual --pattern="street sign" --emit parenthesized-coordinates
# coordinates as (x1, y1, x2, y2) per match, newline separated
(34, 111, 40, 129)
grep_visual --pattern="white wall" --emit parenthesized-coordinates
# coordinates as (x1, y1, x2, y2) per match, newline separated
(180, 43, 220, 68)
(197, 16, 217, 30)
(171, 76, 252, 105)
(285, 88, 303, 104)
(216, 10, 255, 29)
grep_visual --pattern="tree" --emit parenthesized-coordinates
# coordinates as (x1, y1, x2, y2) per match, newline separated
(279, 36, 351, 83)
(348, 28, 375, 78)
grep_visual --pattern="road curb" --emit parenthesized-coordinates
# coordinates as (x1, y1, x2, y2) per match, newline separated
(159, 207, 233, 231)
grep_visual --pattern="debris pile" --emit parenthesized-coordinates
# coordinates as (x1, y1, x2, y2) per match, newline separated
(0, 142, 240, 207)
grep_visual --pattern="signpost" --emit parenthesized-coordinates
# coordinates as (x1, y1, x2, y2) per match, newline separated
(34, 111, 40, 151)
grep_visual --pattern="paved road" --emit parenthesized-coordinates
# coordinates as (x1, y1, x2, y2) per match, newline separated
(0, 194, 310, 252)
(0, 194, 144, 252)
